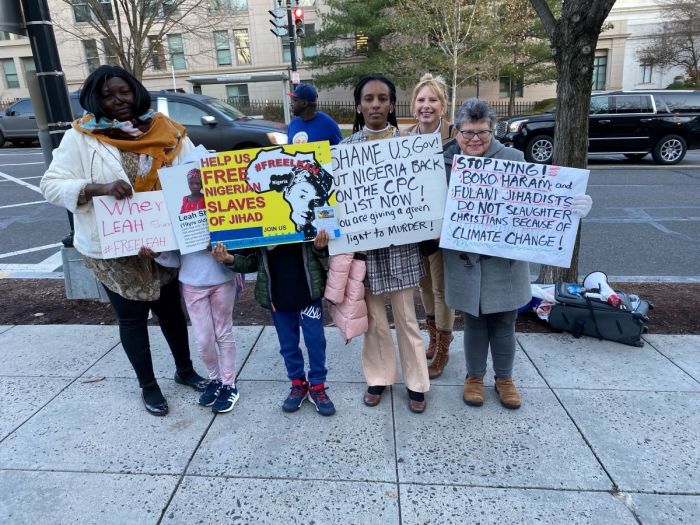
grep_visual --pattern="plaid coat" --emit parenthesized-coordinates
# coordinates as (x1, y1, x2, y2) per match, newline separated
(340, 127, 425, 295)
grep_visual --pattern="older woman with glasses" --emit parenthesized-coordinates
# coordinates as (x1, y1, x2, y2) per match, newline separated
(442, 99, 591, 410)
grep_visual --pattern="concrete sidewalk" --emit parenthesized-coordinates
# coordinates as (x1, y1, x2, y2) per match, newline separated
(0, 324, 698, 524)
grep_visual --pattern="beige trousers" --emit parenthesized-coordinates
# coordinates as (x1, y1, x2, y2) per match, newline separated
(419, 251, 455, 332)
(362, 287, 430, 393)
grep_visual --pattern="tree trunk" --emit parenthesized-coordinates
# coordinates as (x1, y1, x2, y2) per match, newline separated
(508, 78, 516, 117)
(533, 0, 616, 284)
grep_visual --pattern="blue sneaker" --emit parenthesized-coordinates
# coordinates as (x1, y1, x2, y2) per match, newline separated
(198, 380, 222, 407)
(282, 378, 308, 413)
(308, 383, 336, 416)
(212, 385, 239, 413)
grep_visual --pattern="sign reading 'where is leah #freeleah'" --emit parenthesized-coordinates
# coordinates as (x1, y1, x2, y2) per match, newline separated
(94, 191, 178, 258)
(328, 134, 447, 255)
(440, 155, 589, 268)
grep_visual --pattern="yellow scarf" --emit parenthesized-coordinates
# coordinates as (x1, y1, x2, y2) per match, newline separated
(73, 113, 187, 192)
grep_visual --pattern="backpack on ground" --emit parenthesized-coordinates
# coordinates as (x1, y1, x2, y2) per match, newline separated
(548, 282, 653, 347)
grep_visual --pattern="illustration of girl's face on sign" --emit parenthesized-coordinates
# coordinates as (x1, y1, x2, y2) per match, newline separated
(284, 173, 322, 230)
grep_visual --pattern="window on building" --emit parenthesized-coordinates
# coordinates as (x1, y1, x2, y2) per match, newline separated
(214, 31, 232, 66)
(83, 39, 100, 73)
(209, 0, 248, 11)
(102, 38, 119, 66)
(72, 1, 114, 23)
(233, 29, 251, 65)
(0, 31, 12, 41)
(640, 62, 653, 84)
(21, 57, 35, 77)
(226, 84, 250, 107)
(356, 33, 368, 55)
(282, 35, 291, 62)
(149, 37, 166, 70)
(592, 53, 607, 90)
(168, 34, 187, 70)
(302, 24, 316, 59)
(145, 0, 178, 18)
(499, 76, 523, 98)
(1, 59, 19, 88)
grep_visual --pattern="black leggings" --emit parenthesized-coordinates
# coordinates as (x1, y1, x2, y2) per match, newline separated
(104, 278, 193, 387)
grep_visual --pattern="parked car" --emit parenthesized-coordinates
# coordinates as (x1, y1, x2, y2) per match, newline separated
(0, 96, 84, 147)
(150, 91, 287, 150)
(0, 91, 288, 150)
(496, 90, 700, 165)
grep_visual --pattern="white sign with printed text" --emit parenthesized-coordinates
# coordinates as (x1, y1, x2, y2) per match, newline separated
(328, 134, 446, 254)
(94, 191, 178, 258)
(440, 155, 589, 267)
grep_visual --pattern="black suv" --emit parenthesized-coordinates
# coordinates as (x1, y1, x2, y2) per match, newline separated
(0, 91, 288, 150)
(496, 90, 700, 165)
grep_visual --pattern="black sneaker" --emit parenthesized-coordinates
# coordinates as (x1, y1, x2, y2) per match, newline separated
(308, 383, 336, 416)
(198, 380, 222, 407)
(282, 378, 308, 413)
(212, 385, 240, 413)
(174, 369, 208, 392)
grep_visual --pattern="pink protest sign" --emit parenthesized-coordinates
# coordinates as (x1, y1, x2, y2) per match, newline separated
(93, 191, 178, 258)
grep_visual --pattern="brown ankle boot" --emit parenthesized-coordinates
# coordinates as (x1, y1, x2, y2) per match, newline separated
(462, 376, 484, 406)
(494, 377, 521, 409)
(425, 317, 437, 360)
(428, 331, 452, 379)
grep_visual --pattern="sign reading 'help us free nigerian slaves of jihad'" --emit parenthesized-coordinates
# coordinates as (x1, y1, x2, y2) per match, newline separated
(440, 155, 589, 268)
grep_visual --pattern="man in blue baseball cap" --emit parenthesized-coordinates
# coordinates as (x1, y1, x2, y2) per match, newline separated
(287, 83, 343, 146)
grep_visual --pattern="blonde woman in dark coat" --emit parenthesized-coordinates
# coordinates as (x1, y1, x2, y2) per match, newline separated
(404, 73, 457, 379)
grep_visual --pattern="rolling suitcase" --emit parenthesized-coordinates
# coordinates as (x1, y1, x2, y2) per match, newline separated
(548, 282, 653, 347)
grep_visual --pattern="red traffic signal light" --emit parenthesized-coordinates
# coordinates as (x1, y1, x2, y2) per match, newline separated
(292, 7, 304, 22)
(293, 7, 304, 37)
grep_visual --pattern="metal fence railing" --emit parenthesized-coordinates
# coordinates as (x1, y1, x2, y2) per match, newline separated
(225, 98, 538, 123)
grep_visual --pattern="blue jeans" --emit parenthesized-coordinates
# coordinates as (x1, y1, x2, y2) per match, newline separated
(271, 299, 328, 385)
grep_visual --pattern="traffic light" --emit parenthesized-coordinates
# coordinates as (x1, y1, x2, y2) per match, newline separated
(293, 6, 304, 38)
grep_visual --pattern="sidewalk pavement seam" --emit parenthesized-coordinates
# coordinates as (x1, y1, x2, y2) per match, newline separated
(643, 337, 700, 386)
(612, 492, 645, 525)
(0, 339, 121, 447)
(156, 412, 218, 525)
(233, 326, 265, 384)
(516, 338, 620, 491)
(155, 325, 264, 525)
(389, 385, 404, 525)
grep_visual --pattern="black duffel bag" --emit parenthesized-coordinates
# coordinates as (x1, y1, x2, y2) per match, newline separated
(548, 282, 653, 347)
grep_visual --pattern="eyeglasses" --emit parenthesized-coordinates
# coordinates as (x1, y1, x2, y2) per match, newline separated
(458, 129, 492, 140)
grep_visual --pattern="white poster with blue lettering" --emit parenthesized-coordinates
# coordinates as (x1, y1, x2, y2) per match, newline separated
(440, 155, 589, 268)
(328, 134, 446, 255)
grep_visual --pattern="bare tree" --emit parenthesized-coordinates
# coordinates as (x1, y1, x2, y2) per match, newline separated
(394, 0, 497, 120)
(528, 0, 616, 283)
(637, 0, 700, 86)
(55, 0, 230, 80)
(495, 0, 556, 117)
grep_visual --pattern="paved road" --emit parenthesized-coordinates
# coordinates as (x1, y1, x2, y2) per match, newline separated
(1, 145, 699, 280)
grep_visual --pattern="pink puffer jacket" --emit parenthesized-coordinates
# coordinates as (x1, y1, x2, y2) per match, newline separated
(324, 253, 368, 343)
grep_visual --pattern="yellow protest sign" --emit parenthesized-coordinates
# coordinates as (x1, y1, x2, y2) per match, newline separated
(200, 142, 337, 249)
